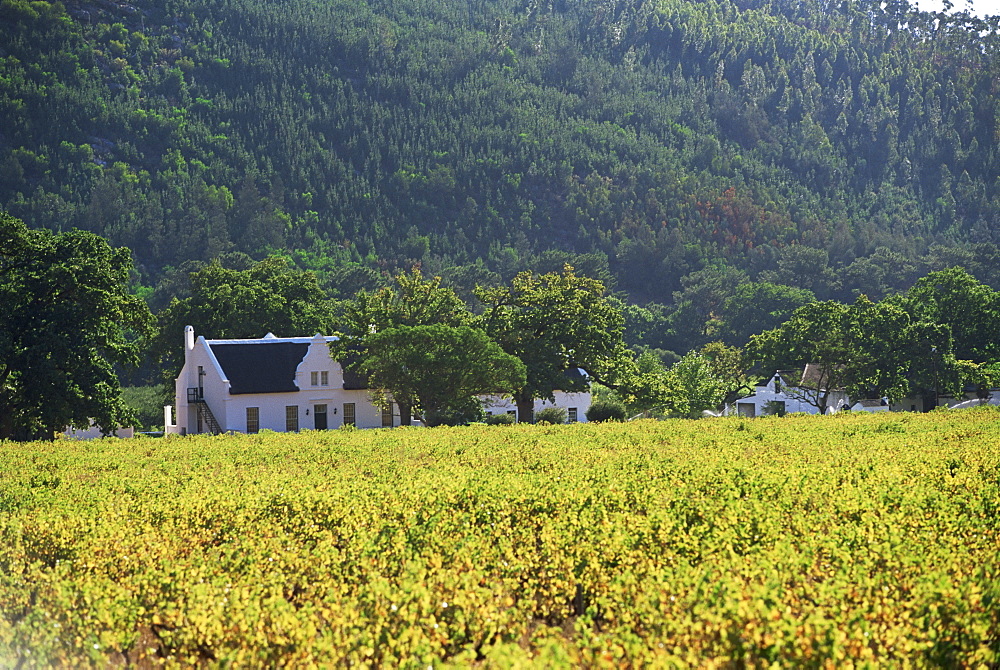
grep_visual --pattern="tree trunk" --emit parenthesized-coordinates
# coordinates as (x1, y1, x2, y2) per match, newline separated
(398, 401, 412, 426)
(0, 409, 12, 441)
(515, 392, 534, 424)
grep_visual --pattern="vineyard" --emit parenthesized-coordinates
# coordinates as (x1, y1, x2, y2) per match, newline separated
(1, 410, 998, 667)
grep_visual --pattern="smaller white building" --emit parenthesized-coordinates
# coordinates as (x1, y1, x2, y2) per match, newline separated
(482, 367, 590, 423)
(950, 394, 1000, 410)
(727, 367, 850, 417)
(893, 387, 1000, 412)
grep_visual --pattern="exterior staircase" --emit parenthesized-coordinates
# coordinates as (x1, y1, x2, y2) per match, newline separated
(187, 388, 223, 434)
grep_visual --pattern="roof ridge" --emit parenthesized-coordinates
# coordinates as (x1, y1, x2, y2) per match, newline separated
(206, 335, 338, 345)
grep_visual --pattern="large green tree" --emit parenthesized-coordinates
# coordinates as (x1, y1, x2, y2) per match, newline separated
(718, 282, 816, 347)
(476, 266, 627, 423)
(334, 266, 473, 425)
(902, 268, 1000, 363)
(335, 265, 471, 335)
(749, 295, 972, 413)
(0, 214, 153, 440)
(661, 351, 732, 419)
(361, 324, 526, 427)
(848, 296, 958, 404)
(620, 343, 749, 419)
(748, 300, 866, 415)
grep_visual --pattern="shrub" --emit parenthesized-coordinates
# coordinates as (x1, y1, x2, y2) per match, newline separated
(586, 400, 627, 422)
(484, 413, 516, 425)
(424, 400, 485, 427)
(763, 400, 787, 417)
(534, 407, 567, 425)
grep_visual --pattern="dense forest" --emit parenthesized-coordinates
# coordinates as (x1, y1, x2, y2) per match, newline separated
(3, 0, 1000, 352)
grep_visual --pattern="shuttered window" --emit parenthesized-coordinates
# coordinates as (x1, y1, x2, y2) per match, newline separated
(246, 407, 259, 433)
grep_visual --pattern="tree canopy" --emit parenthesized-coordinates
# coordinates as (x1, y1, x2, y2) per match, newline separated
(333, 266, 474, 424)
(335, 266, 471, 336)
(360, 324, 526, 427)
(901, 268, 1000, 364)
(151, 257, 334, 380)
(746, 284, 1000, 412)
(477, 265, 627, 422)
(0, 213, 153, 440)
(3, 0, 1000, 314)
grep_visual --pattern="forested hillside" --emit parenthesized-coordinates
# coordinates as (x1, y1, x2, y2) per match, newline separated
(2, 0, 1000, 309)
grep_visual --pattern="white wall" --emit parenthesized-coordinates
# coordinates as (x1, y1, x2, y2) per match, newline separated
(64, 423, 134, 439)
(850, 402, 890, 413)
(172, 334, 230, 434)
(483, 391, 591, 422)
(220, 388, 387, 431)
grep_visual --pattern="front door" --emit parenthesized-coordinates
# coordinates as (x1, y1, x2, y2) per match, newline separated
(314, 404, 328, 430)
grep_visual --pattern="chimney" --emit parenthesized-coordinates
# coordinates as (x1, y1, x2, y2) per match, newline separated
(185, 325, 195, 351)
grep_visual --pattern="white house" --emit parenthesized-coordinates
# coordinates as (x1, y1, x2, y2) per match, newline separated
(481, 394, 590, 423)
(165, 327, 391, 434)
(165, 327, 589, 434)
(726, 366, 850, 417)
(949, 393, 1000, 410)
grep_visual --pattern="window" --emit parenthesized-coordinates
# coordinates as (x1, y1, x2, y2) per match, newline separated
(321, 370, 329, 386)
(246, 407, 259, 433)
(343, 402, 356, 426)
(567, 407, 578, 423)
(285, 405, 299, 432)
(381, 404, 393, 428)
(311, 371, 318, 386)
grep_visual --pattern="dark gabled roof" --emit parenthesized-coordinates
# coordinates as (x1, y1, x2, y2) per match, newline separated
(210, 342, 309, 394)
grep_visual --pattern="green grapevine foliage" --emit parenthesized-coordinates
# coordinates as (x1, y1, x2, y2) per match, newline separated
(1, 410, 998, 666)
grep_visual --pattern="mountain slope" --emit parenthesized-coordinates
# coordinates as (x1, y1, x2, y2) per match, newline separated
(2, 0, 999, 303)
